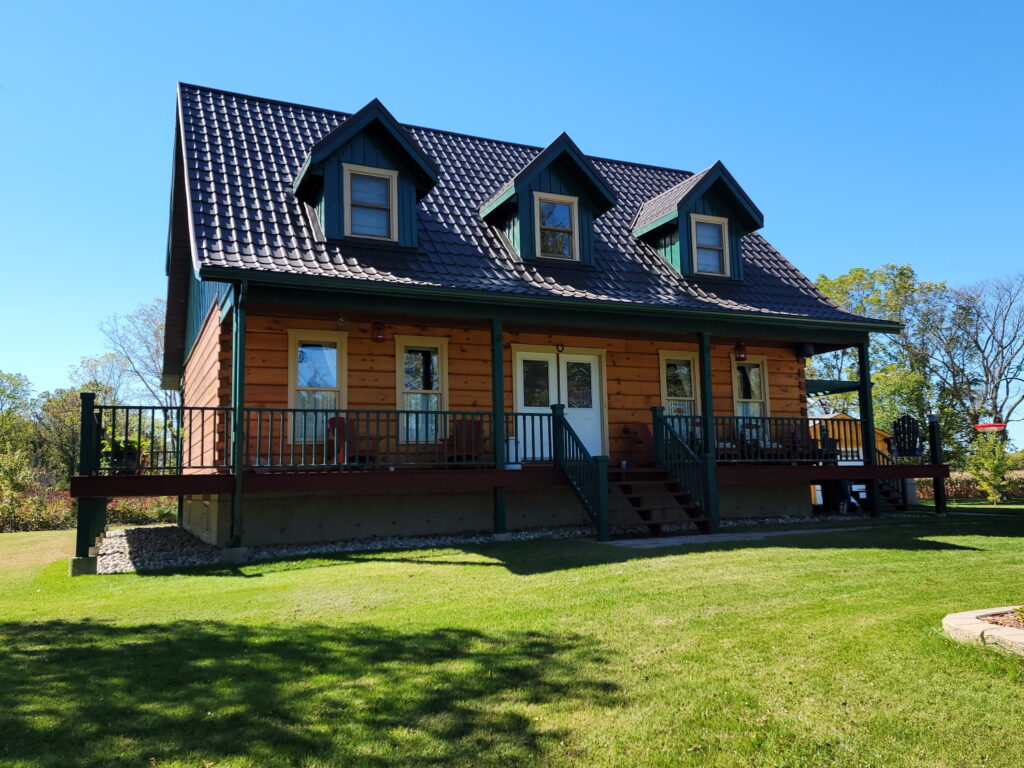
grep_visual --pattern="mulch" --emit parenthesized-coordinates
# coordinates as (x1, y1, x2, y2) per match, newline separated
(981, 611, 1024, 630)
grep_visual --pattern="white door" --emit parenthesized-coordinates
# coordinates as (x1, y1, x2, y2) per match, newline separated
(559, 354, 602, 456)
(513, 352, 557, 462)
(513, 351, 603, 461)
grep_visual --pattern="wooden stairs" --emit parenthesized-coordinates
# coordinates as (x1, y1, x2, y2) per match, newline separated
(607, 466, 711, 536)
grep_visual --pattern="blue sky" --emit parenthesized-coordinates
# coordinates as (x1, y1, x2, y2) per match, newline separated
(0, 0, 1021, 398)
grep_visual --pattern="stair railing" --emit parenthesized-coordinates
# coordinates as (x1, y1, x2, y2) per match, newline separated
(652, 407, 707, 513)
(550, 404, 610, 541)
(875, 449, 906, 507)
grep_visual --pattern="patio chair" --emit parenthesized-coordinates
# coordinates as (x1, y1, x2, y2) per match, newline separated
(444, 418, 485, 465)
(326, 416, 378, 466)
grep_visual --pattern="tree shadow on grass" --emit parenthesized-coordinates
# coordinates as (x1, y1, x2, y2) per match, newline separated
(0, 620, 620, 768)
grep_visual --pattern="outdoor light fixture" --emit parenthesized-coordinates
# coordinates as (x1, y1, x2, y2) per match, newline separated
(371, 321, 386, 343)
(733, 341, 748, 362)
(973, 422, 1007, 433)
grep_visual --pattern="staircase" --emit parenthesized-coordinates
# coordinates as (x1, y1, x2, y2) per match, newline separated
(607, 466, 711, 535)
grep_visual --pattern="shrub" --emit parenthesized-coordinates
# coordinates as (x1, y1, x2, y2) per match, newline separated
(0, 486, 177, 532)
(916, 471, 1024, 500)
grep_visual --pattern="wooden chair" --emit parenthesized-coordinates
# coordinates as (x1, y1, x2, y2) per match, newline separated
(326, 416, 378, 466)
(444, 419, 485, 464)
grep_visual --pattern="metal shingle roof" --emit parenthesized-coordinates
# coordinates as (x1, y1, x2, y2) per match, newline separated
(177, 83, 877, 325)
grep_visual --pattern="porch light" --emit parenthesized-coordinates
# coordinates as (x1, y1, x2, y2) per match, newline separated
(733, 341, 747, 362)
(371, 321, 386, 343)
(973, 422, 1007, 433)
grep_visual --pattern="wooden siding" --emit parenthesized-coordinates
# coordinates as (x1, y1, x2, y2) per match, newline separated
(182, 304, 230, 470)
(239, 306, 809, 462)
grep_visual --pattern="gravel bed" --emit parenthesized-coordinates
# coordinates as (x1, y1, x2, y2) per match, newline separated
(96, 512, 913, 574)
(981, 611, 1024, 630)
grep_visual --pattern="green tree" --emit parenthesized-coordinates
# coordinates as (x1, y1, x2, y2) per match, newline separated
(965, 432, 1014, 504)
(32, 383, 115, 487)
(0, 371, 35, 453)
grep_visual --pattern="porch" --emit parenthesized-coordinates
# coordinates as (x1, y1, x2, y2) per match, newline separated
(69, 397, 949, 557)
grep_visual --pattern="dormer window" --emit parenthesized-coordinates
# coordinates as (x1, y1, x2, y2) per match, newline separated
(344, 163, 399, 241)
(691, 214, 730, 276)
(534, 192, 578, 261)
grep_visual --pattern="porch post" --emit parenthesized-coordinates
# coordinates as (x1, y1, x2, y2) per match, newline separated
(490, 319, 507, 534)
(228, 281, 248, 548)
(928, 413, 947, 515)
(697, 333, 720, 531)
(856, 341, 880, 516)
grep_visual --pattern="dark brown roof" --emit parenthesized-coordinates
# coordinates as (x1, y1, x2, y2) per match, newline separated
(176, 83, 885, 326)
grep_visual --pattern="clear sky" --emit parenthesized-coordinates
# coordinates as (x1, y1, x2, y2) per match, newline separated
(0, 0, 1021, 397)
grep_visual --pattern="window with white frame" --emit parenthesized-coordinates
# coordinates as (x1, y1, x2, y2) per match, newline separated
(534, 192, 578, 260)
(287, 330, 347, 442)
(691, 214, 729, 276)
(732, 356, 769, 417)
(395, 335, 448, 442)
(344, 163, 399, 240)
(659, 351, 699, 416)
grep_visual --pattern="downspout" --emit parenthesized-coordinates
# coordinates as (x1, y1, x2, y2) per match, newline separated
(228, 280, 248, 547)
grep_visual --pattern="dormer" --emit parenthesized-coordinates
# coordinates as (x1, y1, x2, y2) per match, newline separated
(480, 133, 616, 265)
(293, 99, 438, 247)
(631, 161, 763, 281)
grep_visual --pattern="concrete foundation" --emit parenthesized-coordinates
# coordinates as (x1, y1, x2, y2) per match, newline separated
(183, 486, 587, 547)
(720, 483, 812, 518)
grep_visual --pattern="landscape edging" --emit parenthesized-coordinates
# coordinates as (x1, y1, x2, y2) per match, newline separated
(942, 606, 1024, 655)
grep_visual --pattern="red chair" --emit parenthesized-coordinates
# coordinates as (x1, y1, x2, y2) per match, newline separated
(445, 419, 485, 465)
(326, 416, 377, 466)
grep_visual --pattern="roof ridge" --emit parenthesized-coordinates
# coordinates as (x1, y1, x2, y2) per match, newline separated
(177, 82, 696, 178)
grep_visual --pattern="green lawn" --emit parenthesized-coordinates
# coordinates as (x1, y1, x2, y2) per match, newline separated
(922, 498, 1024, 515)
(3, 518, 1024, 767)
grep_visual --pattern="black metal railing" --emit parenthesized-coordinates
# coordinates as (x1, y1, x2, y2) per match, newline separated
(88, 403, 233, 475)
(652, 408, 706, 512)
(665, 415, 866, 464)
(551, 404, 609, 541)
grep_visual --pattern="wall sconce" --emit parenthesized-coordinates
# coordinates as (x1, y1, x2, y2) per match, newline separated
(733, 341, 747, 362)
(371, 321, 386, 343)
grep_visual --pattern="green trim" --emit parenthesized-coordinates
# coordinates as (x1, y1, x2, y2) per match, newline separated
(697, 333, 720, 532)
(806, 379, 861, 396)
(632, 210, 679, 238)
(202, 266, 899, 339)
(479, 186, 516, 219)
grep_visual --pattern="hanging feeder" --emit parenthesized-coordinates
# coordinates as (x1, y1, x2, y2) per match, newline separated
(973, 422, 1007, 433)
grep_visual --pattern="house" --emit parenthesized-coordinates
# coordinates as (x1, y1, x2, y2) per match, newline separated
(69, 84, 949, 560)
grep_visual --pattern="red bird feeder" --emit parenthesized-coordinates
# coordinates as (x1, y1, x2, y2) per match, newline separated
(973, 422, 1007, 433)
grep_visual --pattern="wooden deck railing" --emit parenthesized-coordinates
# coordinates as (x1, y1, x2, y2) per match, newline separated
(551, 404, 609, 541)
(652, 408, 707, 511)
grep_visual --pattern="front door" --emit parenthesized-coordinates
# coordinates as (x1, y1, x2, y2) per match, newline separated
(514, 350, 603, 459)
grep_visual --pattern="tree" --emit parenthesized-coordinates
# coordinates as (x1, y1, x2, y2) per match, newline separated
(32, 383, 115, 487)
(99, 299, 180, 409)
(808, 264, 949, 433)
(0, 371, 35, 453)
(965, 432, 1014, 504)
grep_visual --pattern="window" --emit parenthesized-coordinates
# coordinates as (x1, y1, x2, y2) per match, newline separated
(533, 192, 578, 260)
(343, 163, 399, 240)
(659, 351, 700, 416)
(732, 355, 769, 417)
(690, 214, 730, 276)
(395, 335, 449, 442)
(287, 330, 348, 442)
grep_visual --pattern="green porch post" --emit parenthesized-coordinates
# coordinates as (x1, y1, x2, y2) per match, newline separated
(228, 281, 248, 547)
(74, 392, 107, 561)
(928, 413, 947, 516)
(856, 341, 880, 516)
(490, 319, 507, 533)
(697, 333, 720, 531)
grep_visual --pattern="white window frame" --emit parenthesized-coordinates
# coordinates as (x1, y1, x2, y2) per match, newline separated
(690, 213, 730, 276)
(731, 353, 770, 417)
(658, 350, 701, 415)
(343, 162, 399, 241)
(287, 329, 349, 442)
(533, 191, 580, 261)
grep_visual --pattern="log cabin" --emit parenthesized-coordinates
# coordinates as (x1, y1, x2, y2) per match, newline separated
(69, 84, 948, 559)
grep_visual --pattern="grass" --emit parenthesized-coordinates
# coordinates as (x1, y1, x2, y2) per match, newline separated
(920, 498, 1024, 515)
(3, 516, 1024, 767)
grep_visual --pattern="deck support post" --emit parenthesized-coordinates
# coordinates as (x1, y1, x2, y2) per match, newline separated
(928, 413, 947, 515)
(492, 486, 507, 535)
(228, 281, 248, 547)
(697, 333, 720, 531)
(73, 392, 107, 562)
(856, 341, 880, 516)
